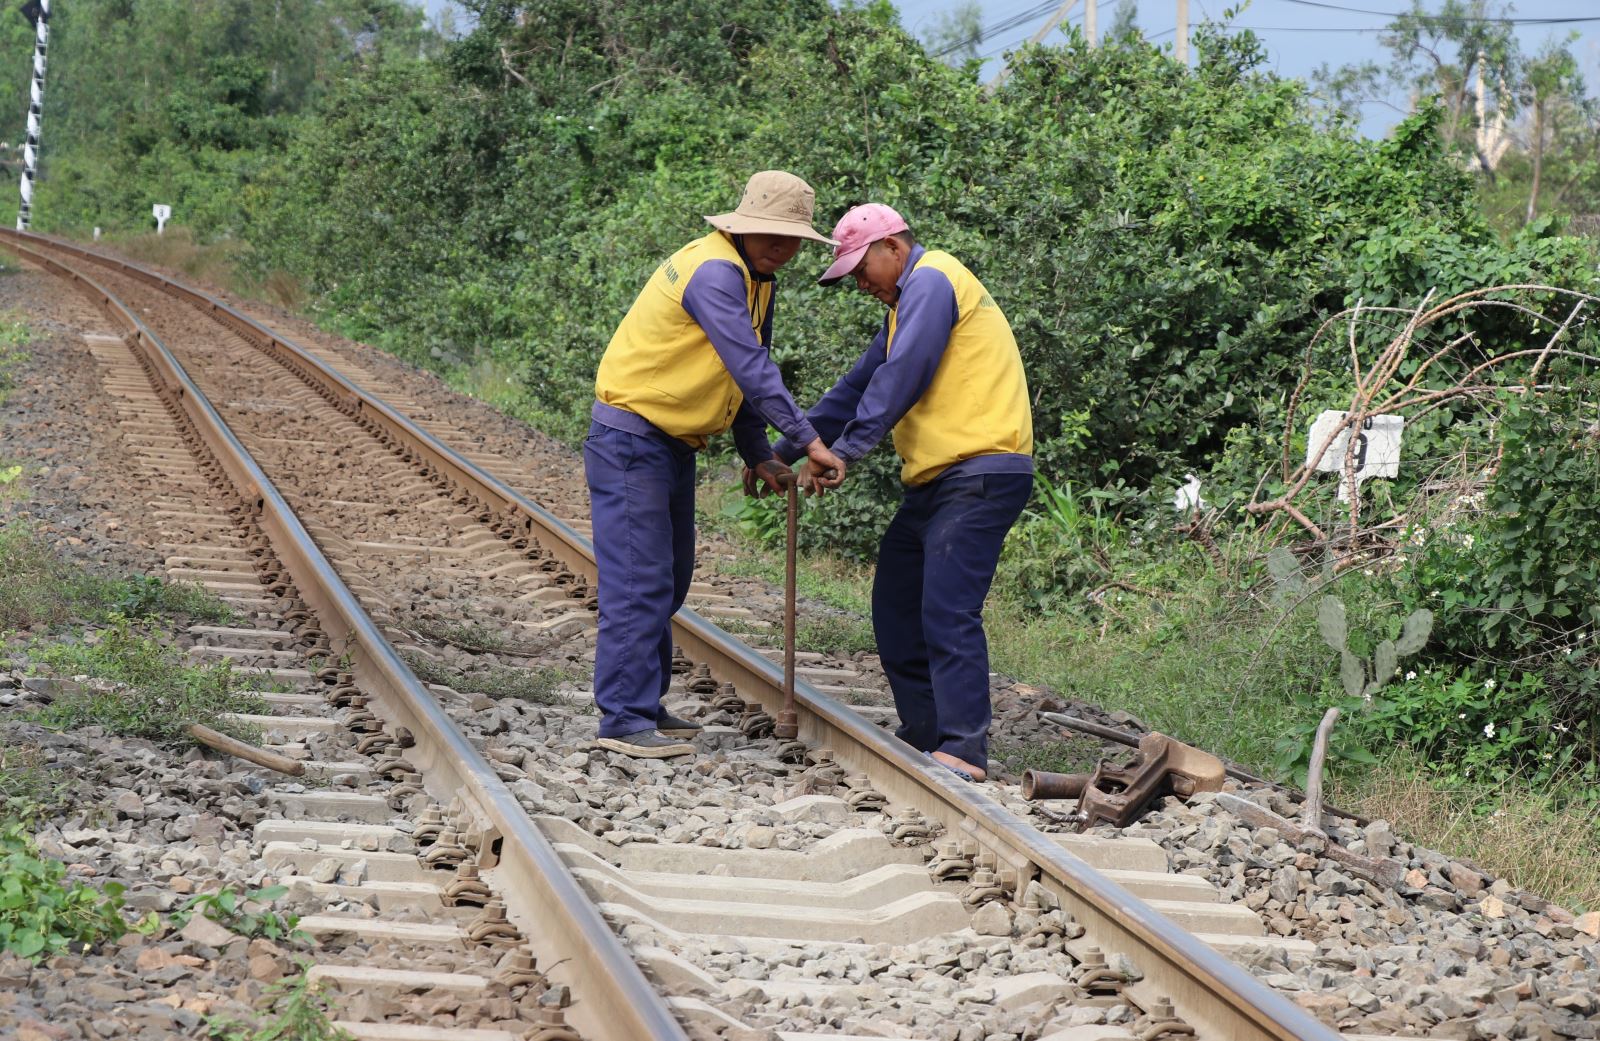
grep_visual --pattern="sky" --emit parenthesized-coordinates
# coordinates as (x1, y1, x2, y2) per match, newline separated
(415, 0, 1600, 139)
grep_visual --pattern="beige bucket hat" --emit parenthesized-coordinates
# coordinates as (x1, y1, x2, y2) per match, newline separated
(705, 170, 839, 245)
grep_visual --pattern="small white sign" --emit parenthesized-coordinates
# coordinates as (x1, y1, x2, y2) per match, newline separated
(152, 203, 171, 234)
(1307, 410, 1404, 502)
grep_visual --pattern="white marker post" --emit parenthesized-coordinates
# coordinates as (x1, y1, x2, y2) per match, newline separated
(15, 0, 49, 231)
(152, 204, 171, 234)
(1306, 410, 1404, 502)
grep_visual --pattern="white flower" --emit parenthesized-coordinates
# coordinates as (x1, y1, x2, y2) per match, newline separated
(1405, 670, 1417, 681)
(1458, 712, 1467, 719)
(1484, 679, 1496, 690)
(1483, 721, 1496, 739)
(1555, 722, 1569, 733)
(1462, 534, 1475, 550)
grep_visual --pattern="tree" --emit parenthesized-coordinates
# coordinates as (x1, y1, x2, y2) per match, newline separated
(1109, 0, 1139, 41)
(1315, 1, 1518, 161)
(1518, 37, 1584, 222)
(921, 1, 982, 64)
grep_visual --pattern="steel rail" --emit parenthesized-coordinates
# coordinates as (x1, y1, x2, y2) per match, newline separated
(0, 231, 691, 1041)
(11, 229, 1341, 1041)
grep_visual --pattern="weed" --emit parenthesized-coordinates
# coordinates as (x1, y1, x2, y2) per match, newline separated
(719, 493, 785, 545)
(401, 652, 571, 704)
(992, 737, 1104, 779)
(108, 575, 235, 624)
(174, 885, 306, 944)
(207, 960, 354, 1041)
(0, 524, 78, 630)
(405, 619, 523, 655)
(0, 742, 69, 818)
(797, 613, 876, 657)
(0, 823, 125, 960)
(0, 309, 28, 406)
(0, 524, 234, 630)
(30, 619, 266, 744)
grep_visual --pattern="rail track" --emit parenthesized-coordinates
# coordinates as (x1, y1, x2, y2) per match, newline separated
(0, 228, 1394, 1041)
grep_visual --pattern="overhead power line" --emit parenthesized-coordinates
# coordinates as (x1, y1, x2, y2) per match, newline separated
(932, 0, 1062, 58)
(971, 0, 1121, 61)
(1280, 0, 1600, 24)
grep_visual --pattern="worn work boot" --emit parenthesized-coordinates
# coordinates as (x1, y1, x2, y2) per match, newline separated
(596, 728, 696, 759)
(656, 710, 703, 739)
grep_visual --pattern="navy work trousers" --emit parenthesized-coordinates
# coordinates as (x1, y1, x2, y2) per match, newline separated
(583, 421, 696, 738)
(873, 472, 1033, 767)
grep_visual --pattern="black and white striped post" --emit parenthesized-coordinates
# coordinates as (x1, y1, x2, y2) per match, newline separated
(16, 0, 49, 231)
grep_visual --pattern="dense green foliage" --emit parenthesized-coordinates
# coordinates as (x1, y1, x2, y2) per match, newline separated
(12, 0, 433, 233)
(234, 5, 1597, 559)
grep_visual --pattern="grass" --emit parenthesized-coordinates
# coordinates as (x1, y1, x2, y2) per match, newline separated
(0, 740, 70, 818)
(1333, 750, 1600, 912)
(705, 482, 1366, 776)
(981, 566, 1343, 775)
(798, 613, 877, 657)
(991, 735, 1106, 779)
(0, 310, 31, 503)
(107, 228, 305, 310)
(0, 523, 234, 631)
(0, 307, 29, 407)
(402, 651, 573, 705)
(29, 620, 266, 745)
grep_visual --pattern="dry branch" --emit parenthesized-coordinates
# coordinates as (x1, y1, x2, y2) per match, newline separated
(1251, 284, 1600, 565)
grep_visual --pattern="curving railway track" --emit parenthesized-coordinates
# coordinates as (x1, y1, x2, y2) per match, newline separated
(0, 228, 1397, 1041)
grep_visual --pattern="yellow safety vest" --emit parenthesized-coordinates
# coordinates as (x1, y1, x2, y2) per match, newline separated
(596, 231, 771, 449)
(889, 251, 1033, 485)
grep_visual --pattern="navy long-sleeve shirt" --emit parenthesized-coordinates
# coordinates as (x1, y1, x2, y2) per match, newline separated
(774, 245, 949, 465)
(775, 244, 1032, 484)
(679, 246, 817, 469)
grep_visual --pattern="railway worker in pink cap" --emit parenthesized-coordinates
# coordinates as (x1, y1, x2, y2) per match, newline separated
(586, 170, 847, 759)
(768, 204, 1033, 782)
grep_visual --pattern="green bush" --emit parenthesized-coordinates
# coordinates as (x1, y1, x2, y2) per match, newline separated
(1389, 380, 1600, 732)
(0, 824, 125, 960)
(234, 8, 1598, 556)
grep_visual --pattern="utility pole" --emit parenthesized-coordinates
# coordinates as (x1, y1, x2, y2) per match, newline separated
(1175, 0, 1188, 65)
(16, 0, 49, 231)
(1085, 0, 1097, 47)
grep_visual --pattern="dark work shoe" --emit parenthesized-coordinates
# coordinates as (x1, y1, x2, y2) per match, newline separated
(596, 728, 696, 759)
(656, 710, 703, 739)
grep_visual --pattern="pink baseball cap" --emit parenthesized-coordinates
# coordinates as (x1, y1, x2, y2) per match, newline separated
(818, 203, 910, 286)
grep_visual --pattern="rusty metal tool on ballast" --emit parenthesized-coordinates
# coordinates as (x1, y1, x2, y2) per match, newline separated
(773, 471, 801, 740)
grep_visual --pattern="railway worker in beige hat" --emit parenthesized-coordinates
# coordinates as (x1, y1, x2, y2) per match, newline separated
(586, 170, 847, 758)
